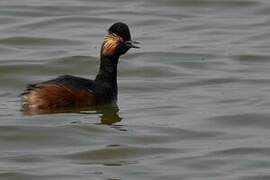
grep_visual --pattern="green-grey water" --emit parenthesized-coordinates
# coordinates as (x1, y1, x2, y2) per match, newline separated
(1, 0, 270, 179)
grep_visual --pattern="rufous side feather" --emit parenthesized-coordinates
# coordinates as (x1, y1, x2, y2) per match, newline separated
(22, 84, 97, 111)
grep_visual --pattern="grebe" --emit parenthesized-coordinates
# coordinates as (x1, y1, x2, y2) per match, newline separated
(21, 22, 139, 112)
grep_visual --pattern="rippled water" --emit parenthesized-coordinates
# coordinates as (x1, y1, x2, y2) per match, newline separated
(1, 0, 270, 179)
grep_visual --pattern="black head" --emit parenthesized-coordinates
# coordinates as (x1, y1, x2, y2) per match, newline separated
(109, 22, 131, 41)
(102, 22, 139, 57)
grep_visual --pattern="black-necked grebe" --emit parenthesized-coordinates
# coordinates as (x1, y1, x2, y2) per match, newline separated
(21, 22, 139, 112)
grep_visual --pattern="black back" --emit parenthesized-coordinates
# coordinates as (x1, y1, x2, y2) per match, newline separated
(22, 75, 96, 96)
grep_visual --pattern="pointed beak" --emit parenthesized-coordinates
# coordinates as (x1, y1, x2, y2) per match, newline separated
(125, 40, 140, 49)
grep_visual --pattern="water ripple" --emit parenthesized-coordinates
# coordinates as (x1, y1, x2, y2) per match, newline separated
(1, 0, 270, 179)
(0, 36, 81, 47)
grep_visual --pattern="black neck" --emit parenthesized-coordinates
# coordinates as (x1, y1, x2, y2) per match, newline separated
(94, 54, 120, 101)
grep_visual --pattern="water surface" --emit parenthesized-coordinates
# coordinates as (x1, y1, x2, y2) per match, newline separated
(1, 0, 270, 179)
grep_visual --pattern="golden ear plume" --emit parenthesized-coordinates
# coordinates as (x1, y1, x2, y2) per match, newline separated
(102, 33, 124, 56)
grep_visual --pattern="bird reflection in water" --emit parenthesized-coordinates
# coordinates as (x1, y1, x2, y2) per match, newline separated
(96, 105, 122, 125)
(22, 104, 122, 125)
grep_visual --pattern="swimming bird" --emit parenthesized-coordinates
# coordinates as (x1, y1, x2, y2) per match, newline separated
(21, 22, 139, 113)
